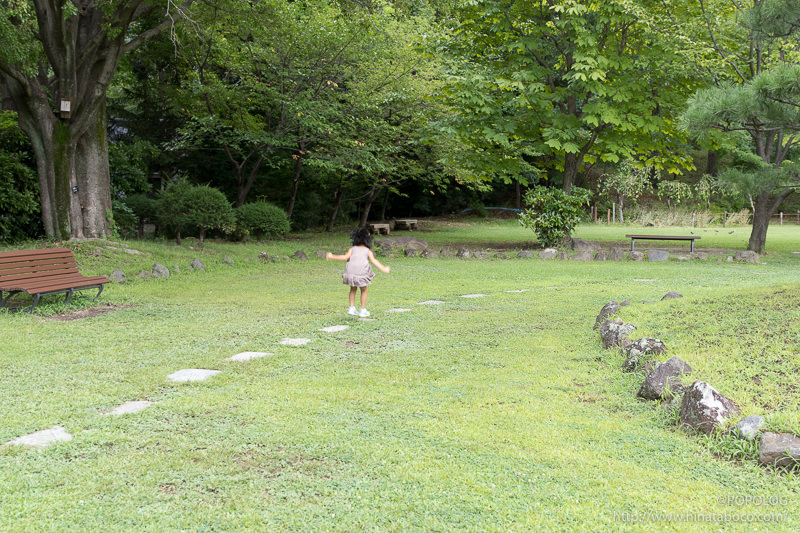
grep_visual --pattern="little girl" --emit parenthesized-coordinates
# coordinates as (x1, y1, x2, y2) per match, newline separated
(326, 227, 390, 317)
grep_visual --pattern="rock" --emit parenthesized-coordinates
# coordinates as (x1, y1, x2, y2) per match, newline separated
(258, 252, 271, 263)
(456, 247, 471, 258)
(191, 259, 205, 271)
(629, 251, 645, 261)
(571, 238, 599, 251)
(570, 251, 593, 261)
(661, 291, 683, 300)
(726, 256, 734, 262)
(493, 252, 508, 259)
(759, 432, 800, 467)
(375, 237, 428, 252)
(734, 250, 759, 264)
(222, 256, 235, 265)
(6, 426, 72, 448)
(136, 270, 151, 279)
(538, 248, 558, 260)
(517, 250, 533, 258)
(734, 415, 765, 441)
(439, 248, 454, 257)
(690, 252, 708, 260)
(637, 357, 691, 400)
(620, 300, 631, 307)
(623, 338, 667, 372)
(647, 249, 670, 262)
(405, 249, 419, 257)
(152, 263, 170, 279)
(594, 251, 608, 261)
(109, 268, 126, 283)
(598, 318, 636, 349)
(421, 250, 439, 258)
(679, 381, 739, 434)
(314, 250, 326, 259)
(593, 301, 619, 330)
(472, 251, 489, 259)
(610, 247, 626, 261)
(293, 250, 308, 260)
(677, 256, 690, 262)
(556, 251, 570, 260)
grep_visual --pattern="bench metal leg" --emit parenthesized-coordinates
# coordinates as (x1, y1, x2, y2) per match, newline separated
(64, 288, 74, 305)
(95, 285, 104, 300)
(24, 294, 41, 314)
(630, 239, 635, 252)
(690, 241, 695, 253)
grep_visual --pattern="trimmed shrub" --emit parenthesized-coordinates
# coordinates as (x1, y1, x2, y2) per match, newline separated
(236, 201, 291, 239)
(181, 185, 235, 244)
(519, 186, 591, 248)
(122, 193, 159, 238)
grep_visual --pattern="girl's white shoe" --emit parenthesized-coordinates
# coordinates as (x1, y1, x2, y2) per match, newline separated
(358, 308, 370, 318)
(347, 306, 358, 316)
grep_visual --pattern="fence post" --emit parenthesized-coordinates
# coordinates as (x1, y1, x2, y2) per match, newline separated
(612, 203, 616, 223)
(607, 209, 611, 224)
(780, 212, 783, 225)
(691, 212, 695, 228)
(723, 211, 727, 228)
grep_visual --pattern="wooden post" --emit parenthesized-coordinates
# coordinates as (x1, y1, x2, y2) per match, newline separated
(691, 212, 695, 228)
(780, 212, 783, 225)
(723, 211, 727, 228)
(593, 204, 597, 223)
(607, 209, 611, 225)
(612, 203, 616, 223)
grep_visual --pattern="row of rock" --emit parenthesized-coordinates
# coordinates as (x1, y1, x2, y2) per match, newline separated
(596, 298, 799, 469)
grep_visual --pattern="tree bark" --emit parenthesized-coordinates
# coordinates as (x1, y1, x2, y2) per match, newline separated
(286, 155, 303, 220)
(563, 152, 580, 192)
(705, 150, 719, 176)
(359, 185, 380, 227)
(748, 189, 794, 253)
(326, 182, 345, 232)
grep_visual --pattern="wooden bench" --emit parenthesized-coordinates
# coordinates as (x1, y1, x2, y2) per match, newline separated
(394, 218, 419, 231)
(0, 248, 110, 313)
(368, 223, 391, 235)
(625, 234, 701, 253)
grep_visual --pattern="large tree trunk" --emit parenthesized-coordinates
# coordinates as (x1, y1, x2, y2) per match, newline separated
(359, 185, 380, 227)
(326, 182, 345, 232)
(286, 155, 303, 220)
(563, 152, 580, 193)
(748, 189, 793, 253)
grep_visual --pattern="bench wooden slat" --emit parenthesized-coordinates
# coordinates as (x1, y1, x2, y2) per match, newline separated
(0, 261, 80, 278)
(625, 234, 699, 240)
(0, 248, 76, 264)
(3, 274, 109, 293)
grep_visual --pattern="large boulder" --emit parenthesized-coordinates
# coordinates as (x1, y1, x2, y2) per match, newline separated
(556, 251, 570, 260)
(570, 251, 593, 262)
(647, 249, 669, 262)
(610, 247, 626, 261)
(679, 381, 739, 434)
(517, 250, 533, 258)
(594, 251, 608, 261)
(456, 247, 471, 258)
(734, 250, 760, 264)
(598, 318, 636, 349)
(375, 237, 428, 252)
(152, 263, 170, 279)
(629, 251, 645, 261)
(109, 268, 126, 283)
(759, 432, 800, 467)
(661, 291, 683, 300)
(593, 301, 619, 330)
(538, 248, 558, 260)
(293, 250, 308, 260)
(191, 259, 205, 271)
(622, 338, 667, 372)
(637, 357, 691, 400)
(571, 238, 598, 251)
(734, 415, 765, 441)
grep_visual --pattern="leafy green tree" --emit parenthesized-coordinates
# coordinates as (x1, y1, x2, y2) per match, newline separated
(599, 161, 652, 223)
(519, 185, 591, 247)
(235, 201, 290, 240)
(656, 180, 692, 215)
(181, 185, 235, 244)
(0, 111, 41, 241)
(156, 178, 193, 245)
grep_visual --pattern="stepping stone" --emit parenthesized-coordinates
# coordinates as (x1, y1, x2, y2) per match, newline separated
(358, 318, 376, 322)
(632, 279, 657, 282)
(386, 308, 412, 313)
(7, 426, 72, 448)
(105, 401, 153, 415)
(167, 369, 221, 382)
(418, 300, 445, 305)
(504, 289, 529, 293)
(278, 338, 311, 346)
(319, 325, 349, 333)
(460, 294, 487, 298)
(226, 351, 272, 362)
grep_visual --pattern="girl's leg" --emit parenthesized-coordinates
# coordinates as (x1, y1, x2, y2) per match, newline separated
(349, 286, 358, 307)
(359, 286, 368, 309)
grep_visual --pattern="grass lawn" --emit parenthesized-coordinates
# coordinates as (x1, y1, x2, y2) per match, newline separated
(1, 220, 798, 531)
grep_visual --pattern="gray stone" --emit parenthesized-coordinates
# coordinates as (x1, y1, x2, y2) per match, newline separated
(473, 251, 489, 259)
(620, 300, 631, 307)
(677, 256, 690, 262)
(456, 247, 471, 258)
(593, 301, 619, 330)
(629, 251, 645, 261)
(222, 256, 235, 265)
(386, 308, 412, 313)
(734, 415, 765, 441)
(439, 248, 454, 257)
(517, 250, 533, 258)
(594, 251, 608, 261)
(637, 357, 691, 400)
(610, 247, 625, 261)
(191, 259, 205, 271)
(293, 250, 308, 260)
(647, 249, 670, 262)
(106, 401, 153, 415)
(726, 256, 734, 262)
(418, 300, 445, 305)
(679, 381, 739, 434)
(319, 325, 349, 333)
(167, 369, 221, 382)
(759, 432, 800, 467)
(556, 251, 570, 260)
(315, 250, 327, 259)
(110, 268, 126, 283)
(623, 338, 667, 372)
(172, 265, 181, 274)
(6, 426, 72, 448)
(136, 270, 151, 279)
(152, 262, 170, 279)
(404, 249, 419, 257)
(735, 250, 759, 264)
(690, 252, 708, 260)
(226, 351, 272, 361)
(538, 248, 558, 260)
(278, 338, 311, 346)
(661, 291, 683, 300)
(493, 252, 508, 259)
(570, 251, 593, 262)
(598, 318, 636, 349)
(571, 238, 598, 251)
(421, 250, 439, 258)
(460, 294, 486, 298)
(375, 237, 428, 252)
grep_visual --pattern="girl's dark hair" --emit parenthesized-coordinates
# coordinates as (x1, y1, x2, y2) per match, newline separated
(350, 227, 373, 248)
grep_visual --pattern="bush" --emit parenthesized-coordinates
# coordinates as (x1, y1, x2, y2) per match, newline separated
(0, 111, 41, 242)
(155, 179, 193, 244)
(122, 193, 158, 238)
(236, 201, 291, 239)
(519, 186, 591, 248)
(181, 185, 235, 244)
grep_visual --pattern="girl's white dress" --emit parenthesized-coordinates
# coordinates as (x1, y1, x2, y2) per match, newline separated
(342, 246, 375, 287)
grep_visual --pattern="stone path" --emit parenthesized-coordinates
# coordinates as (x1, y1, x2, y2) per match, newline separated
(6, 286, 538, 448)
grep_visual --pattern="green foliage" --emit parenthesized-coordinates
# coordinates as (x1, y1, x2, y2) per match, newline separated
(518, 185, 591, 247)
(109, 140, 159, 197)
(235, 201, 291, 239)
(0, 111, 41, 242)
(155, 178, 193, 243)
(656, 180, 693, 213)
(599, 161, 653, 223)
(181, 185, 236, 242)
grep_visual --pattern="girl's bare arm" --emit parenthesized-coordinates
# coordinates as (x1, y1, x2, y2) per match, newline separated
(367, 250, 390, 273)
(326, 248, 352, 261)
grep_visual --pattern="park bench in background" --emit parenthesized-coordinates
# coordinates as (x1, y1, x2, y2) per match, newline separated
(368, 223, 391, 235)
(0, 248, 110, 313)
(625, 234, 701, 253)
(394, 218, 419, 231)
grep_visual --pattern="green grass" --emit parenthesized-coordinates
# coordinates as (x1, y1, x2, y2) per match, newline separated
(1, 221, 799, 531)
